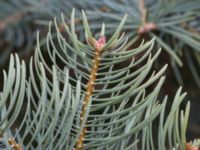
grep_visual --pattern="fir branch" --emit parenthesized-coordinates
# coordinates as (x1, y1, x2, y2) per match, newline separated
(0, 8, 198, 150)
(81, 0, 200, 87)
(75, 35, 106, 150)
(137, 0, 157, 34)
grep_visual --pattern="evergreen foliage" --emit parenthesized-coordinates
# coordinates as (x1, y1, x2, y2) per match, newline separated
(77, 0, 200, 87)
(0, 9, 198, 150)
(0, 0, 200, 150)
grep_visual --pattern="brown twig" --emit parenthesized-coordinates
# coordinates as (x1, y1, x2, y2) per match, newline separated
(139, 0, 147, 26)
(8, 137, 23, 150)
(137, 0, 157, 34)
(75, 36, 106, 150)
(137, 22, 157, 34)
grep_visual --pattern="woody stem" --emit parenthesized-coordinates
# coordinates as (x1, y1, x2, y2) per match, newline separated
(75, 48, 102, 150)
(138, 0, 147, 25)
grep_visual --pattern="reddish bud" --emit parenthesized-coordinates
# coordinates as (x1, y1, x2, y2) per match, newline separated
(186, 143, 199, 150)
(137, 22, 157, 34)
(95, 36, 106, 50)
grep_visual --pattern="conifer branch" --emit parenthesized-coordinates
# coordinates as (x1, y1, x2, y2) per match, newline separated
(137, 0, 157, 34)
(0, 8, 199, 149)
(75, 36, 106, 150)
